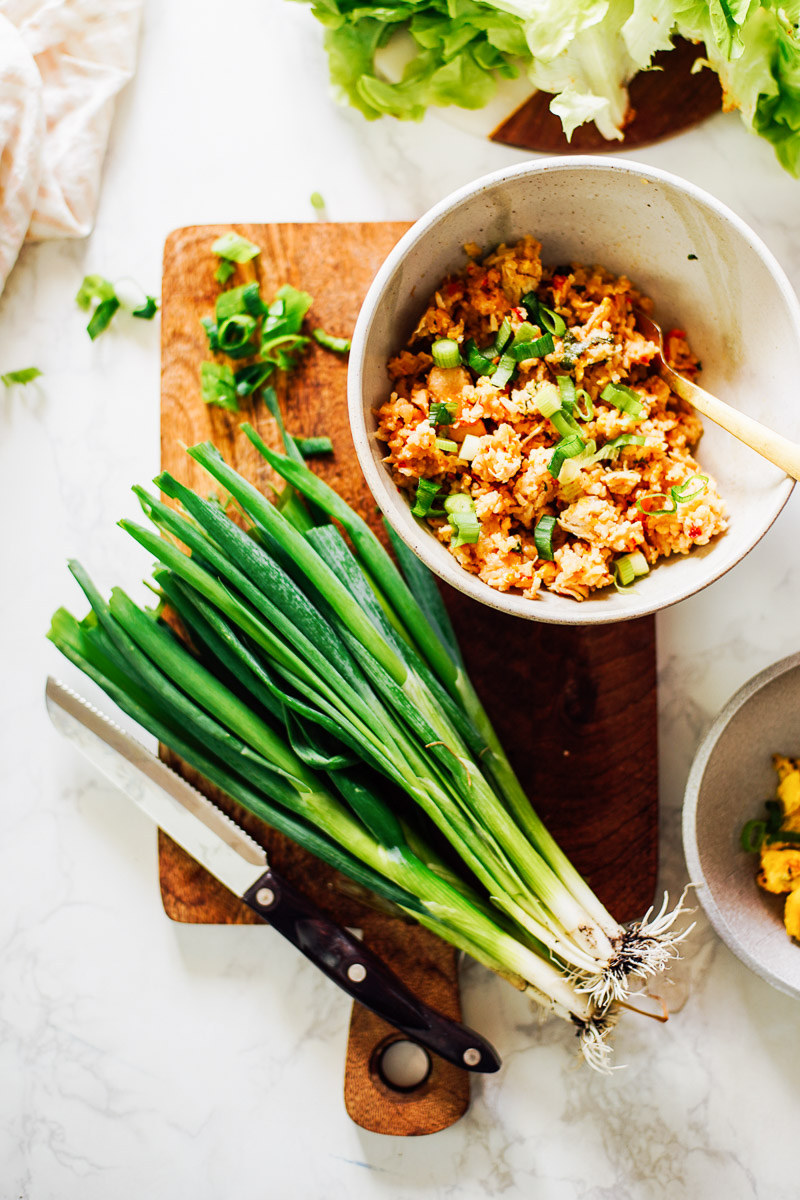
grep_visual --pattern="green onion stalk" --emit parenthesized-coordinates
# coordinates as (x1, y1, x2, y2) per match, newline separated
(47, 430, 688, 1068)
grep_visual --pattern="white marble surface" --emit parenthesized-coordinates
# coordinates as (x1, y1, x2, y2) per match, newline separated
(2, 1, 800, 1196)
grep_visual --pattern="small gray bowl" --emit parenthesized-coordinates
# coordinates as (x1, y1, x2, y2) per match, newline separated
(683, 653, 800, 999)
(348, 156, 800, 625)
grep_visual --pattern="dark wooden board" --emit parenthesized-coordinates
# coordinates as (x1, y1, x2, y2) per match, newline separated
(159, 222, 659, 1136)
(492, 38, 722, 154)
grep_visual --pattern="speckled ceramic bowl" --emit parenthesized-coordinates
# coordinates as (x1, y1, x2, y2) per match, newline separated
(683, 653, 800, 999)
(348, 157, 800, 624)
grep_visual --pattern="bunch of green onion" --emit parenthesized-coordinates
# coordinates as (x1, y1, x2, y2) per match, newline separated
(48, 423, 687, 1069)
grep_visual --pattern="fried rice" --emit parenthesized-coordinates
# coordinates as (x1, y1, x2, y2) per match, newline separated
(375, 236, 727, 601)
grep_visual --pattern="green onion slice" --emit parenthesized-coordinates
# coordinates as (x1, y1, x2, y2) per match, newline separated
(740, 819, 767, 853)
(636, 492, 677, 516)
(547, 433, 585, 479)
(217, 313, 258, 356)
(313, 328, 351, 354)
(601, 382, 646, 419)
(411, 478, 441, 518)
(534, 514, 556, 560)
(464, 339, 496, 378)
(429, 399, 457, 426)
(435, 437, 458, 453)
(132, 295, 159, 320)
(234, 362, 274, 397)
(520, 292, 566, 337)
(310, 191, 326, 211)
(75, 274, 116, 310)
(557, 376, 576, 412)
(671, 474, 709, 504)
(1, 366, 42, 387)
(200, 361, 239, 412)
(512, 333, 555, 361)
(611, 550, 650, 591)
(431, 339, 462, 369)
(295, 436, 333, 457)
(87, 297, 120, 340)
(591, 434, 646, 463)
(491, 318, 513, 356)
(211, 232, 261, 264)
(574, 389, 594, 421)
(550, 409, 583, 440)
(492, 351, 517, 388)
(215, 260, 236, 286)
(201, 317, 220, 353)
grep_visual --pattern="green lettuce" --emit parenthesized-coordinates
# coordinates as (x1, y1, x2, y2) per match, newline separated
(293, 0, 800, 174)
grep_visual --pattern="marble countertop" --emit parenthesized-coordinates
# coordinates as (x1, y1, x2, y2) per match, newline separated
(3, 1, 799, 1196)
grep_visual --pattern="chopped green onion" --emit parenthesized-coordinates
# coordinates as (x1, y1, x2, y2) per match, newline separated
(217, 313, 258, 356)
(295, 436, 333, 457)
(636, 492, 676, 516)
(611, 550, 650, 591)
(431, 339, 462, 369)
(1, 366, 42, 387)
(574, 389, 594, 422)
(411, 478, 441, 517)
(310, 191, 326, 211)
(216, 283, 264, 323)
(458, 434, 482, 461)
(443, 494, 474, 514)
(215, 260, 236, 286)
(429, 399, 457, 426)
(557, 376, 576, 412)
(435, 437, 458, 454)
(200, 361, 239, 412)
(234, 362, 274, 397)
(87, 297, 120, 340)
(211, 231, 261, 264)
(313, 328, 351, 354)
(547, 433, 585, 478)
(464, 339, 496, 377)
(671, 474, 709, 504)
(75, 275, 116, 310)
(491, 318, 513, 355)
(492, 351, 517, 388)
(512, 333, 555, 361)
(444, 494, 480, 547)
(550, 409, 583, 440)
(740, 819, 768, 853)
(520, 292, 566, 337)
(132, 295, 159, 320)
(536, 384, 561, 419)
(534, 514, 556, 560)
(201, 317, 220, 352)
(590, 434, 646, 463)
(601, 382, 646, 419)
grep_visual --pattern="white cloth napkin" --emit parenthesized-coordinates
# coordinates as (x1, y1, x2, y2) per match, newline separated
(0, 0, 142, 292)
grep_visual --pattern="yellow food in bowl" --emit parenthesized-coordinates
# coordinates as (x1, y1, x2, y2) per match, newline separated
(376, 236, 727, 601)
(743, 754, 800, 942)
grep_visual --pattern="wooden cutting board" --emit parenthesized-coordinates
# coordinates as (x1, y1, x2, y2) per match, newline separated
(159, 222, 659, 1136)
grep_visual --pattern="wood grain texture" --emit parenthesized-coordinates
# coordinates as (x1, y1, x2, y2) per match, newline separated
(491, 39, 722, 154)
(159, 221, 659, 1136)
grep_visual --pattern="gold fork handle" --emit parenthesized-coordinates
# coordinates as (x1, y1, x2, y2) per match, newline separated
(663, 366, 800, 483)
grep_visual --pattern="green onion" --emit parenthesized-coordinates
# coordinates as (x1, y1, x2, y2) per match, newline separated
(590, 434, 646, 463)
(1, 366, 42, 387)
(211, 232, 261, 264)
(534, 515, 556, 560)
(547, 433, 585, 478)
(132, 296, 159, 320)
(429, 399, 457, 426)
(234, 362, 274, 397)
(217, 313, 258, 356)
(87, 298, 120, 340)
(574, 390, 594, 422)
(431, 339, 462, 369)
(610, 551, 650, 591)
(216, 283, 264, 323)
(600, 382, 646, 419)
(491, 318, 513, 355)
(411, 478, 441, 517)
(464, 339, 496, 378)
(435, 437, 458, 454)
(671, 474, 709, 504)
(200, 362, 238, 412)
(636, 493, 676, 517)
(550, 409, 583, 440)
(536, 384, 561, 419)
(313, 328, 351, 354)
(215, 261, 236, 286)
(492, 351, 517, 388)
(310, 191, 326, 211)
(521, 292, 566, 336)
(557, 376, 576, 412)
(75, 275, 116, 310)
(294, 436, 333, 456)
(512, 333, 555, 361)
(200, 317, 220, 352)
(740, 819, 767, 853)
(444, 495, 480, 547)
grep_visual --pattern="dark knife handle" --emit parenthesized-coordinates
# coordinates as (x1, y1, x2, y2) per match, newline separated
(242, 868, 501, 1074)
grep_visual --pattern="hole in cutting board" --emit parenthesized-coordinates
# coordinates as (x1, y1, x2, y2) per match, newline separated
(377, 1039, 432, 1092)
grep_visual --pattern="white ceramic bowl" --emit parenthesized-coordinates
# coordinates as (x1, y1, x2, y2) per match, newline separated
(683, 653, 800, 1000)
(348, 157, 800, 624)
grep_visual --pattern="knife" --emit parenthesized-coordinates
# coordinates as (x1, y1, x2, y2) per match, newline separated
(45, 677, 501, 1074)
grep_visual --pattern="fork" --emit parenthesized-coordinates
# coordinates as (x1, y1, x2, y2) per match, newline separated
(634, 309, 800, 482)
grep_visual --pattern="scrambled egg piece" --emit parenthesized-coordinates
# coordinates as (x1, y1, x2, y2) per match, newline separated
(747, 756, 800, 942)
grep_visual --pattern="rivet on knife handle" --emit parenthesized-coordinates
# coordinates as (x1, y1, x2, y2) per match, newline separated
(243, 869, 501, 1074)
